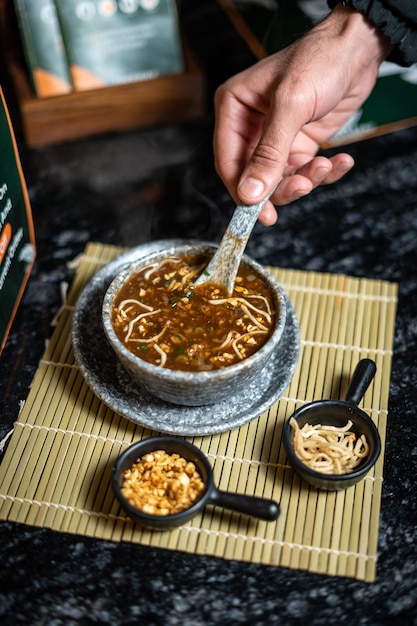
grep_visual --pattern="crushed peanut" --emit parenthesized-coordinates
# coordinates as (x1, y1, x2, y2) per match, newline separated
(120, 449, 205, 516)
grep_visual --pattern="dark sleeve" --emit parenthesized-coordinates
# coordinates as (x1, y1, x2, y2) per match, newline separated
(327, 0, 417, 66)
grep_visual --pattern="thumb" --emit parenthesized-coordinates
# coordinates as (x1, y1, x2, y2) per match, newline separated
(237, 113, 298, 205)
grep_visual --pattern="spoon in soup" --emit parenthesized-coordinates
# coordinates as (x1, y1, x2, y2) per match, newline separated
(195, 179, 282, 294)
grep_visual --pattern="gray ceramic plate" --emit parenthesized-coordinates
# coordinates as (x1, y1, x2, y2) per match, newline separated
(72, 240, 300, 436)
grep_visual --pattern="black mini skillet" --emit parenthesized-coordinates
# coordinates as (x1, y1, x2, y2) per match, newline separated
(283, 358, 381, 490)
(113, 436, 279, 529)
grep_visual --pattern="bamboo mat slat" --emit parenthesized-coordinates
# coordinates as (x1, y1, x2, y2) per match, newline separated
(0, 242, 398, 582)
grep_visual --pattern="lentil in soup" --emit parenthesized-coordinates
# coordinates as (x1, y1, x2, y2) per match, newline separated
(111, 254, 275, 372)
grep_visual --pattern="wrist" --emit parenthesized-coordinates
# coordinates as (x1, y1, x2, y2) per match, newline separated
(313, 2, 392, 71)
(325, 3, 393, 65)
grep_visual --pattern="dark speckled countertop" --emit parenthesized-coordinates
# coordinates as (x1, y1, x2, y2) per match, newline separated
(1, 1, 417, 624)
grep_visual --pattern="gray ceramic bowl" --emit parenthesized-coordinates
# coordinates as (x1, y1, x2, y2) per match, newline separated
(102, 241, 287, 406)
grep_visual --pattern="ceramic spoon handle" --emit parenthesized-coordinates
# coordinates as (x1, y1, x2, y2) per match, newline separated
(195, 180, 282, 294)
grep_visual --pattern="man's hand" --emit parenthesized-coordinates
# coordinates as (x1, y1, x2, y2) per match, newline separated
(213, 5, 392, 224)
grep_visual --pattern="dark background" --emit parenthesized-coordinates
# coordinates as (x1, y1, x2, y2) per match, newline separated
(1, 1, 416, 624)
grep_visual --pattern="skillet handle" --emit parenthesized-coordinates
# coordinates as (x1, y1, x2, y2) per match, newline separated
(209, 489, 280, 521)
(345, 358, 377, 405)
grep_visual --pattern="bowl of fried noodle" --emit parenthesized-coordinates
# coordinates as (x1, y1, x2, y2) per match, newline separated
(283, 359, 381, 490)
(102, 241, 287, 406)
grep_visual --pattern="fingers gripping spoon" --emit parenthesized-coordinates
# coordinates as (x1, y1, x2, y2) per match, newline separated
(194, 180, 282, 295)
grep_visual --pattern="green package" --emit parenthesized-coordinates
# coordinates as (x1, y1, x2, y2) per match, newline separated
(0, 88, 36, 355)
(13, 0, 72, 97)
(54, 0, 185, 90)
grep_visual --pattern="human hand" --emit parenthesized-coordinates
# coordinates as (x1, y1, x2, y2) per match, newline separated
(213, 5, 392, 225)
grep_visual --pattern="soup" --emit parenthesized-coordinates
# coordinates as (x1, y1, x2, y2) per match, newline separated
(111, 254, 276, 372)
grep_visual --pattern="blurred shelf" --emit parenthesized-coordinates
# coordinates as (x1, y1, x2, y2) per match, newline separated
(0, 0, 206, 148)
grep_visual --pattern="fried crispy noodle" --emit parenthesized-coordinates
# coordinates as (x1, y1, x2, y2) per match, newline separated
(218, 330, 234, 350)
(118, 298, 153, 312)
(232, 330, 268, 359)
(124, 309, 162, 342)
(126, 320, 169, 344)
(209, 297, 272, 328)
(247, 294, 272, 317)
(289, 417, 369, 475)
(143, 259, 182, 281)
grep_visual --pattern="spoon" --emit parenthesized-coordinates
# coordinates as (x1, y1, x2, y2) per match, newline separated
(194, 179, 282, 294)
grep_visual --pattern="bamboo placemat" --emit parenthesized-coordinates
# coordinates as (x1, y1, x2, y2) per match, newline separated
(0, 242, 397, 582)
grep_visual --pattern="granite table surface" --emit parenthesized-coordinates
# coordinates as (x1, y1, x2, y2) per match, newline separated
(1, 5, 417, 626)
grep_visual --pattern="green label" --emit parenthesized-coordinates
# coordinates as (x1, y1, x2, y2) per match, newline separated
(0, 92, 35, 351)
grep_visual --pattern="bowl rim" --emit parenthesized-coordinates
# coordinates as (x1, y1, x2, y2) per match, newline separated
(282, 399, 382, 484)
(102, 242, 287, 382)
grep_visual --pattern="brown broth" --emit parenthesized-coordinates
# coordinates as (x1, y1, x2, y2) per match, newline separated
(111, 254, 275, 372)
